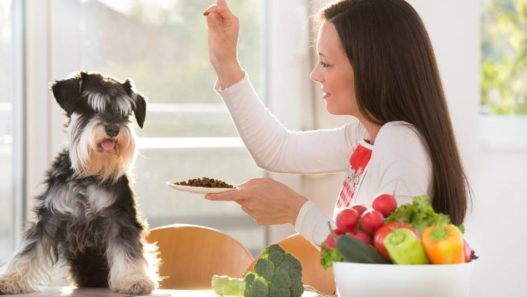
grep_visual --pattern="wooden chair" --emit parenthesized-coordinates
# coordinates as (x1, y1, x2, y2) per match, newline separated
(146, 224, 254, 289)
(277, 234, 335, 295)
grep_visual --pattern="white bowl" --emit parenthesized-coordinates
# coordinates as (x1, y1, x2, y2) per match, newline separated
(333, 261, 475, 297)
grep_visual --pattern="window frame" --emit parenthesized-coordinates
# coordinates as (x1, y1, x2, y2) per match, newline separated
(0, 0, 27, 255)
(12, 0, 25, 247)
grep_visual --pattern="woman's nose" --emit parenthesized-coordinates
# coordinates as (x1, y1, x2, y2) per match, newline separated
(309, 65, 322, 83)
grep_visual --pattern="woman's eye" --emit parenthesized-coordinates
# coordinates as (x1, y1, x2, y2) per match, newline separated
(320, 61, 331, 68)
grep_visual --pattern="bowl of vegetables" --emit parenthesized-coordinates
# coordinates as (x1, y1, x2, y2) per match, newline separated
(321, 195, 478, 297)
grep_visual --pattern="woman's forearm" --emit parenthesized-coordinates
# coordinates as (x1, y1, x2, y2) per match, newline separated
(214, 62, 245, 90)
(217, 75, 361, 174)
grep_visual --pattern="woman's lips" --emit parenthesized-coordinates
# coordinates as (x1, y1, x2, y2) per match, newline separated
(323, 90, 331, 99)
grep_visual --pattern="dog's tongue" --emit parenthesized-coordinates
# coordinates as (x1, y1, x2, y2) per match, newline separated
(101, 140, 116, 151)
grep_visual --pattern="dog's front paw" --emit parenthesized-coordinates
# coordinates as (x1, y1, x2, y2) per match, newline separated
(0, 275, 35, 295)
(112, 278, 156, 295)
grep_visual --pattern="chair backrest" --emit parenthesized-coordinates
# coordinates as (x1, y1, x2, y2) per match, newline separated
(277, 233, 335, 295)
(146, 224, 254, 289)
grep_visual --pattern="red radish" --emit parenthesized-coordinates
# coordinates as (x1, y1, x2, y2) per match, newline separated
(351, 204, 368, 216)
(350, 229, 372, 245)
(334, 228, 344, 236)
(463, 239, 477, 262)
(360, 210, 384, 234)
(373, 221, 416, 260)
(372, 193, 397, 217)
(336, 208, 360, 233)
(324, 233, 336, 250)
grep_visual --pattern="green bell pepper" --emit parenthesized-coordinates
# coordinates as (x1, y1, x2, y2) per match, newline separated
(384, 228, 429, 264)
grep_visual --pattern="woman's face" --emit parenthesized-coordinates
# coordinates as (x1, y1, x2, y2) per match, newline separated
(310, 21, 358, 116)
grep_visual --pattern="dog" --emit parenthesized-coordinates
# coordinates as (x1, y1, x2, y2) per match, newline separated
(0, 72, 159, 295)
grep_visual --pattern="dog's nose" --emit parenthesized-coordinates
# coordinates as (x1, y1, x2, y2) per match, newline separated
(104, 125, 120, 137)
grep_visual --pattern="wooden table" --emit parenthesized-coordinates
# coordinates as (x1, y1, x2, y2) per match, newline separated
(5, 287, 323, 296)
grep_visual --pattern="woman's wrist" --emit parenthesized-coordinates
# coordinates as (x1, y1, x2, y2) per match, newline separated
(289, 194, 308, 225)
(214, 62, 244, 89)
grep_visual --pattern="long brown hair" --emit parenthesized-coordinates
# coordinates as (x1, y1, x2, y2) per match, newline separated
(319, 0, 469, 224)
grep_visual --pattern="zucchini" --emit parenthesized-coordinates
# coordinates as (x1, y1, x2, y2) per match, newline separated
(336, 235, 388, 264)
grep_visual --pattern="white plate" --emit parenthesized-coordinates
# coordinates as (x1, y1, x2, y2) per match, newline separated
(166, 182, 237, 194)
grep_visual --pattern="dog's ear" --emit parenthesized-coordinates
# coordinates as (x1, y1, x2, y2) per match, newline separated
(133, 94, 147, 128)
(51, 72, 86, 115)
(122, 79, 147, 128)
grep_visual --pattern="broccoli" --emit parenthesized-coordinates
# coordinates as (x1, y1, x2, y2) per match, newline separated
(211, 244, 304, 297)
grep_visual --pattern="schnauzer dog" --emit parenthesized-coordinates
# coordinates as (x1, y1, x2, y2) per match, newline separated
(0, 72, 159, 295)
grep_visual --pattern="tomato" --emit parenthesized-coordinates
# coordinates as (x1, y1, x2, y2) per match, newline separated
(373, 221, 416, 260)
(336, 208, 360, 233)
(350, 229, 372, 245)
(351, 204, 368, 216)
(372, 193, 397, 217)
(360, 210, 384, 234)
(323, 233, 337, 250)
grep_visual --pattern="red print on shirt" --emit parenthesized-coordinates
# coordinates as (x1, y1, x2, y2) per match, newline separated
(336, 142, 372, 208)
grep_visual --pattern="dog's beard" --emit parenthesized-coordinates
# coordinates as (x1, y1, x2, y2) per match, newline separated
(69, 115, 136, 182)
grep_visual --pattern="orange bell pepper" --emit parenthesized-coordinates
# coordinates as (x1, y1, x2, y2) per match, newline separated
(422, 224, 465, 264)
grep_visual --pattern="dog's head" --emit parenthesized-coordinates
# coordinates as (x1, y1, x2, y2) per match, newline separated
(51, 71, 147, 182)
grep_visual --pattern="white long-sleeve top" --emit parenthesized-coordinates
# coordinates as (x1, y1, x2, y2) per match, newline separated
(216, 74, 433, 246)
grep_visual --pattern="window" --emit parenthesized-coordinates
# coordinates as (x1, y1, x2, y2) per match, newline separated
(50, 0, 267, 254)
(480, 0, 527, 150)
(0, 0, 24, 261)
(481, 0, 527, 115)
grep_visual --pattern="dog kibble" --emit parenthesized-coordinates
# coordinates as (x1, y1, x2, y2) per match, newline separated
(175, 177, 234, 188)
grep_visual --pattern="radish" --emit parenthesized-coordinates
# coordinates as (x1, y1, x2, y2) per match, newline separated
(350, 229, 372, 245)
(372, 193, 397, 217)
(360, 210, 384, 234)
(336, 208, 360, 233)
(351, 204, 368, 216)
(324, 233, 336, 250)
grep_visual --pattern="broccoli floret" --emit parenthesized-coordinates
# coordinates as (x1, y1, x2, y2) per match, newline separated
(264, 244, 285, 265)
(244, 272, 269, 297)
(269, 262, 291, 296)
(253, 258, 274, 280)
(211, 244, 304, 297)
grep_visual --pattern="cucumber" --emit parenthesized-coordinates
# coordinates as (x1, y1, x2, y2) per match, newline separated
(336, 235, 389, 264)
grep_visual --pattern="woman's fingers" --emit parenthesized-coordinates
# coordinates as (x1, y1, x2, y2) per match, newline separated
(205, 189, 247, 202)
(203, 0, 233, 19)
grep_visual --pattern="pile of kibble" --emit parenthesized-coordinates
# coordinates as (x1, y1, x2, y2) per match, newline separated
(175, 177, 234, 188)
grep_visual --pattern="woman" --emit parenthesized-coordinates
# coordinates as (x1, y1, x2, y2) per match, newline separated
(203, 0, 469, 246)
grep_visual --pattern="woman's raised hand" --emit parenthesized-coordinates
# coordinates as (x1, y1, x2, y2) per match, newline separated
(204, 0, 244, 88)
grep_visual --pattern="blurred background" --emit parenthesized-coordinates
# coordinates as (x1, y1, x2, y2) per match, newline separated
(0, 0, 526, 296)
